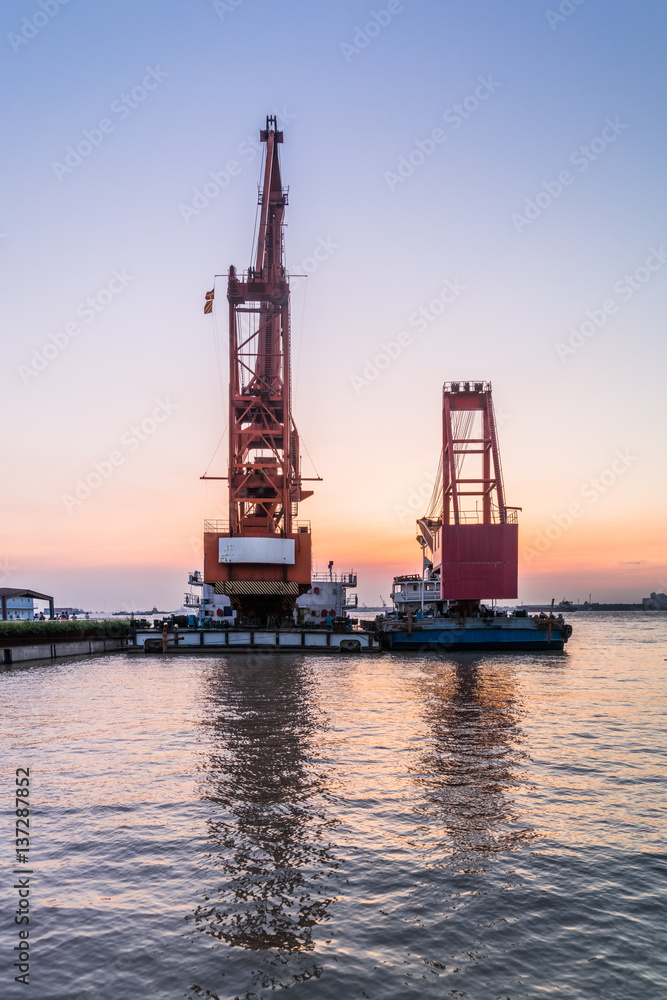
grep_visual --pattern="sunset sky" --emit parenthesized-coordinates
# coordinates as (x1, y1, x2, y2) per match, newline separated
(1, 0, 666, 610)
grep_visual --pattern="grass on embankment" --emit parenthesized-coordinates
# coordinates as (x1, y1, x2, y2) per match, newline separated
(0, 619, 132, 639)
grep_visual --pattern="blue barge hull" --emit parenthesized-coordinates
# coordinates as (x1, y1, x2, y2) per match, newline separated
(379, 620, 572, 652)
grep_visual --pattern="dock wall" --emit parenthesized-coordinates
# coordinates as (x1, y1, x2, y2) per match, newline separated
(2, 637, 130, 664)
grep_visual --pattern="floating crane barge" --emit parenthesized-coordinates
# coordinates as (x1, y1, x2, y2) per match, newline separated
(202, 117, 314, 626)
(378, 382, 572, 650)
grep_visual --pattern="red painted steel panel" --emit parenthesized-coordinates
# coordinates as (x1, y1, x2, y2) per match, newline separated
(440, 523, 518, 599)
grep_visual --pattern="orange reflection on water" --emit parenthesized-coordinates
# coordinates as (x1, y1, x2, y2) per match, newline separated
(408, 657, 536, 864)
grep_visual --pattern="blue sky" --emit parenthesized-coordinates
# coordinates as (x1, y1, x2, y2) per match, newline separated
(1, 0, 666, 608)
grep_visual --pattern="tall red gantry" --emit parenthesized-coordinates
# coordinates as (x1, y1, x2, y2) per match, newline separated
(418, 381, 519, 608)
(203, 116, 313, 623)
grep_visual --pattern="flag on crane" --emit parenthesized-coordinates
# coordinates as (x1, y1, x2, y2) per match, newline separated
(204, 288, 214, 314)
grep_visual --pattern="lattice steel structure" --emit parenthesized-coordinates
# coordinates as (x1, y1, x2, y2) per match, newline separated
(418, 381, 519, 603)
(203, 117, 313, 622)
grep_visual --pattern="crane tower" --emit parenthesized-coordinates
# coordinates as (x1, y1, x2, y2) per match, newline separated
(202, 117, 313, 624)
(417, 381, 518, 612)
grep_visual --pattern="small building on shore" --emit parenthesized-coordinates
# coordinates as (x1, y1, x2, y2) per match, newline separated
(0, 588, 54, 620)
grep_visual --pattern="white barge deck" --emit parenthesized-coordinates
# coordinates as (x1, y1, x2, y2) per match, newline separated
(129, 628, 378, 654)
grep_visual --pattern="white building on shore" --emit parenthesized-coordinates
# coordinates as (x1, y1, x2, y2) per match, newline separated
(642, 592, 667, 610)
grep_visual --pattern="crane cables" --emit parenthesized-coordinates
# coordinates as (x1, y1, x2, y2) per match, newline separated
(249, 143, 267, 270)
(421, 409, 476, 523)
(423, 452, 443, 521)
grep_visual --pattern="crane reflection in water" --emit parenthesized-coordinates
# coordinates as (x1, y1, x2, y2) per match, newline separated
(411, 654, 536, 865)
(190, 654, 340, 991)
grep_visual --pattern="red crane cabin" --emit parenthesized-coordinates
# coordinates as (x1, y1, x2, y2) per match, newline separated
(429, 382, 519, 604)
(202, 117, 313, 623)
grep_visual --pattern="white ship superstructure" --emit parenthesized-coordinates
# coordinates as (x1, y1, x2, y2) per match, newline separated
(296, 568, 357, 624)
(390, 571, 440, 615)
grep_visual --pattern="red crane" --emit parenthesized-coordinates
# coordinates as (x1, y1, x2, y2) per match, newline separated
(418, 381, 519, 613)
(202, 117, 314, 624)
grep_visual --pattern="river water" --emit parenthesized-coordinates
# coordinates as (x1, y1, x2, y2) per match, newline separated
(1, 612, 666, 999)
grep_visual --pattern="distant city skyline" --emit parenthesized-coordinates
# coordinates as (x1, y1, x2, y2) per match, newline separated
(1, 0, 665, 609)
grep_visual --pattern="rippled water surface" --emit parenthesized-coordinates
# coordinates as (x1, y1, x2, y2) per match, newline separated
(1, 612, 666, 999)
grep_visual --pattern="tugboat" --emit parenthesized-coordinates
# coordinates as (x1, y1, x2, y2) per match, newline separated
(378, 381, 572, 652)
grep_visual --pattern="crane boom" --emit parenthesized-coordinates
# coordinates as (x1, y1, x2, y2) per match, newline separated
(203, 116, 313, 625)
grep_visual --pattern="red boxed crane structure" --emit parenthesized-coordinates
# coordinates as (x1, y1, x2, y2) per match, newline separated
(418, 381, 519, 612)
(202, 117, 314, 624)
